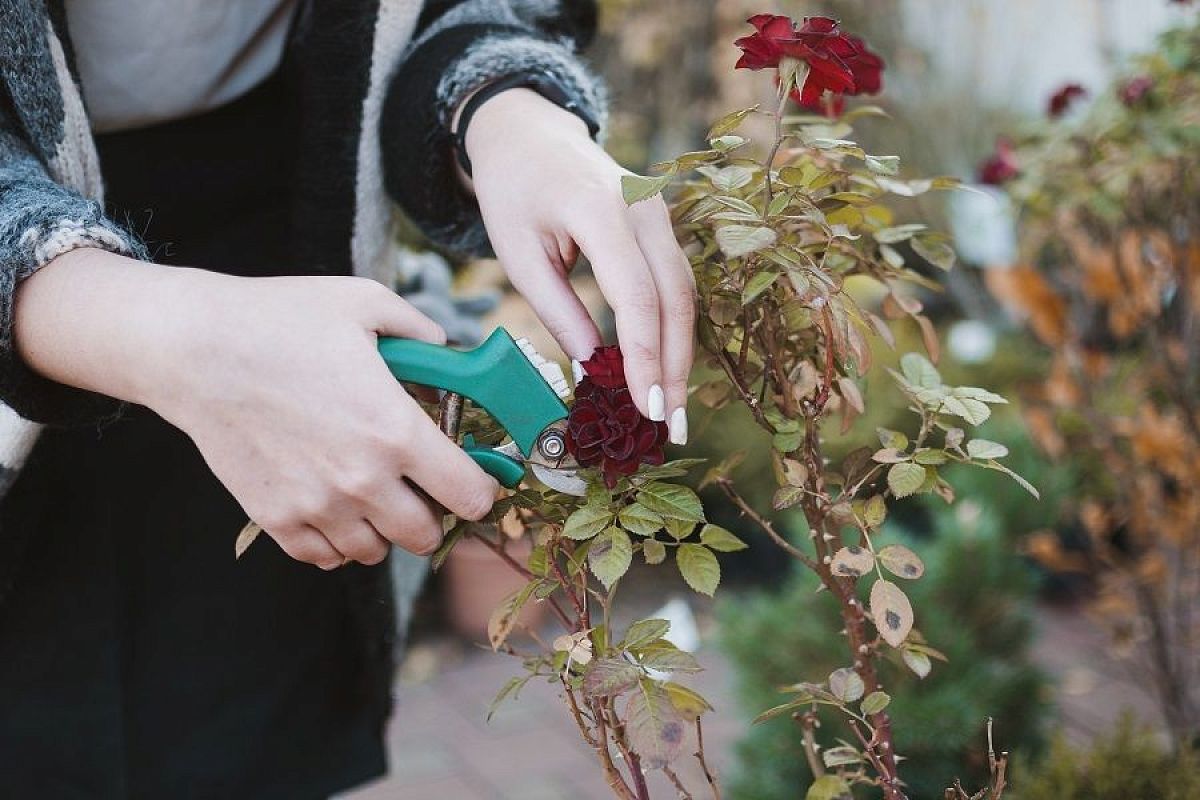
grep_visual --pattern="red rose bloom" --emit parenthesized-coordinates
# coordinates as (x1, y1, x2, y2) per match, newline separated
(566, 346, 668, 489)
(1120, 75, 1154, 106)
(978, 137, 1020, 186)
(1047, 83, 1087, 118)
(734, 15, 884, 118)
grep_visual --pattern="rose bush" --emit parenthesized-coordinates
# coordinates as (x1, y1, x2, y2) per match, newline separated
(433, 12, 1032, 800)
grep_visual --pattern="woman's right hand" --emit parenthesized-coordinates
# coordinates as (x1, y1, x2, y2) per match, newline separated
(14, 249, 500, 569)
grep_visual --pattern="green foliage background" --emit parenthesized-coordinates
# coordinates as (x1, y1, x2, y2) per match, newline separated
(719, 501, 1049, 798)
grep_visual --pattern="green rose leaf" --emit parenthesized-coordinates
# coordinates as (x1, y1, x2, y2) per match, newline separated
(588, 527, 634, 590)
(806, 774, 852, 800)
(716, 225, 777, 258)
(902, 648, 933, 679)
(618, 502, 665, 536)
(637, 481, 704, 522)
(699, 523, 748, 552)
(563, 504, 614, 541)
(676, 543, 720, 596)
(622, 172, 673, 205)
(624, 618, 671, 650)
(912, 234, 956, 271)
(887, 462, 926, 498)
(742, 270, 780, 304)
(642, 538, 667, 565)
(861, 691, 892, 715)
(663, 681, 713, 717)
(966, 438, 1010, 459)
(638, 640, 703, 674)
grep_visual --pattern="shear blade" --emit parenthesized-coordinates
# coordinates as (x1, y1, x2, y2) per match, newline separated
(531, 463, 588, 497)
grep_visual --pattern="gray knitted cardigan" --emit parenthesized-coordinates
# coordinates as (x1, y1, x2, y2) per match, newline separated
(0, 1, 603, 507)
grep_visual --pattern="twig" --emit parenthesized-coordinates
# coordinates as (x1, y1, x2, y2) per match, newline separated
(695, 717, 722, 800)
(798, 710, 826, 780)
(664, 766, 694, 798)
(470, 530, 574, 630)
(716, 478, 817, 569)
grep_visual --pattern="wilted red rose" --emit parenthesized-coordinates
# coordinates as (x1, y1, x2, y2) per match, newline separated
(978, 137, 1020, 186)
(1120, 75, 1154, 106)
(1047, 83, 1087, 118)
(566, 345, 668, 489)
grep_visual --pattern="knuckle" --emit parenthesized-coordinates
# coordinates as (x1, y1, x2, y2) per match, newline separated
(458, 487, 495, 522)
(338, 468, 380, 502)
(410, 532, 442, 557)
(667, 294, 697, 327)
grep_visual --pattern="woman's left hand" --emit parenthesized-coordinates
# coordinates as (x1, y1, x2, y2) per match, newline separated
(464, 88, 694, 445)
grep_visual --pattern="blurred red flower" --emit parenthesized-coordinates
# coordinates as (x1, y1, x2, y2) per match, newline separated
(735, 15, 884, 117)
(1120, 76, 1154, 106)
(1047, 84, 1087, 118)
(978, 137, 1020, 186)
(566, 346, 668, 489)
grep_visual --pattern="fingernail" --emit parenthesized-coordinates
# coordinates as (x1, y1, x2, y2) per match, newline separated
(669, 407, 688, 445)
(571, 359, 584, 386)
(647, 385, 666, 421)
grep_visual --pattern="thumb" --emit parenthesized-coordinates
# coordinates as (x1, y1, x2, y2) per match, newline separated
(368, 287, 447, 345)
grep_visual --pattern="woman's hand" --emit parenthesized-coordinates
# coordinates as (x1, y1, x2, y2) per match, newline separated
(464, 88, 695, 445)
(15, 250, 500, 568)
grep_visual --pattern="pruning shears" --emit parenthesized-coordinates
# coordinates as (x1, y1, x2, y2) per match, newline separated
(377, 328, 588, 496)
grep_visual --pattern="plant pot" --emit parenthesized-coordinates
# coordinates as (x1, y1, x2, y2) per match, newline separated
(441, 533, 545, 641)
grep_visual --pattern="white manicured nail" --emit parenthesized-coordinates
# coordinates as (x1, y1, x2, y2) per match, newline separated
(571, 359, 584, 386)
(669, 407, 688, 445)
(647, 385, 666, 421)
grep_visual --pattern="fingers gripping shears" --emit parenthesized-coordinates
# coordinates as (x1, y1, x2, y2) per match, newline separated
(377, 328, 588, 496)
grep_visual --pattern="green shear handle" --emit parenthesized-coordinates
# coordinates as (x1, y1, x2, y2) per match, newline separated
(377, 328, 569, 487)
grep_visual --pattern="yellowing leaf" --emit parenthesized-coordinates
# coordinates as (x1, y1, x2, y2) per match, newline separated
(870, 579, 914, 648)
(488, 580, 540, 651)
(878, 544, 925, 579)
(676, 543, 720, 596)
(831, 546, 875, 578)
(625, 682, 689, 769)
(829, 667, 865, 702)
(663, 681, 712, 716)
(582, 658, 640, 698)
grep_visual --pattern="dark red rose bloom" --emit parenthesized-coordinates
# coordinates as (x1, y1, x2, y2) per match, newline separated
(578, 345, 625, 389)
(733, 13, 804, 70)
(1047, 83, 1087, 118)
(1120, 75, 1154, 106)
(978, 137, 1020, 186)
(734, 15, 884, 118)
(566, 346, 668, 489)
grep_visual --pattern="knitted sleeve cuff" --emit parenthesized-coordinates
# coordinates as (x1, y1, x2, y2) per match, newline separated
(381, 23, 607, 255)
(1, 197, 144, 426)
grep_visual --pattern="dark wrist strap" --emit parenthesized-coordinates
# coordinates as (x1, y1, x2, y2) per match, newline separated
(452, 71, 600, 176)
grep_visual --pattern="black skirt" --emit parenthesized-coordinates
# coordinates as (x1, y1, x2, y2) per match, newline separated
(0, 73, 391, 799)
